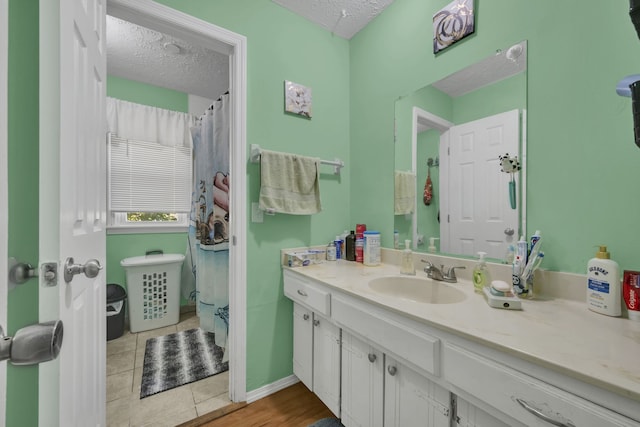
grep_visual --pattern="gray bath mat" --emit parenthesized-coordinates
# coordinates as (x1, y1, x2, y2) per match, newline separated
(308, 418, 344, 427)
(140, 328, 228, 399)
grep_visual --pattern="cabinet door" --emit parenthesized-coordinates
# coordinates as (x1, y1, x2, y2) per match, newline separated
(341, 331, 384, 427)
(293, 303, 313, 390)
(454, 396, 515, 427)
(313, 313, 341, 417)
(385, 356, 451, 427)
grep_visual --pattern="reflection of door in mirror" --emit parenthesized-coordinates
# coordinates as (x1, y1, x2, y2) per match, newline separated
(443, 109, 520, 259)
(394, 40, 527, 259)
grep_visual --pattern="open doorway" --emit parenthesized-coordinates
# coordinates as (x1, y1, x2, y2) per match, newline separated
(107, 2, 244, 419)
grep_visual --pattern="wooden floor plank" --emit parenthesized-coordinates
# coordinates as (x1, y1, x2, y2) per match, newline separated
(189, 382, 336, 427)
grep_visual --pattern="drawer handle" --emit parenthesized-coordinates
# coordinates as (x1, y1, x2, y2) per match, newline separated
(303, 314, 309, 321)
(297, 289, 308, 297)
(313, 319, 320, 327)
(515, 398, 575, 427)
(387, 365, 397, 376)
(368, 353, 377, 363)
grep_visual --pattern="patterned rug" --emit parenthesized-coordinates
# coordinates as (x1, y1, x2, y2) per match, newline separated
(140, 328, 228, 399)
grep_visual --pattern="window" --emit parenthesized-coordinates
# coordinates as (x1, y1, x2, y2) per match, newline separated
(108, 133, 192, 233)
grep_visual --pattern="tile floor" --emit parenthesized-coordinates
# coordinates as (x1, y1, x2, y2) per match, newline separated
(107, 311, 231, 427)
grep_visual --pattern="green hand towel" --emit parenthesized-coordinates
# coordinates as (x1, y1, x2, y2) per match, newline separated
(259, 149, 322, 214)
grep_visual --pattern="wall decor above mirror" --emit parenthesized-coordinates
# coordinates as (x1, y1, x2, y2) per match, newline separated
(394, 40, 527, 262)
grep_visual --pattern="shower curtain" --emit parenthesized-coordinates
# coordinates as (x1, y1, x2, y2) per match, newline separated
(184, 93, 230, 362)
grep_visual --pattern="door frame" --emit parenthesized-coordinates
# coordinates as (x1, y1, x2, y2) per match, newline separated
(411, 107, 453, 251)
(105, 0, 248, 403)
(0, 0, 8, 424)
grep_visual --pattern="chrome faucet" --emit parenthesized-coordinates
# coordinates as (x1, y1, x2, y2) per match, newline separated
(421, 260, 466, 283)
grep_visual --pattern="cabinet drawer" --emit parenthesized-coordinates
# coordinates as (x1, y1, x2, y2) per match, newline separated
(284, 270, 331, 316)
(443, 343, 638, 427)
(332, 295, 440, 376)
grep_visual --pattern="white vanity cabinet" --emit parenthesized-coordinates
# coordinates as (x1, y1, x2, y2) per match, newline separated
(284, 266, 640, 427)
(285, 270, 341, 417)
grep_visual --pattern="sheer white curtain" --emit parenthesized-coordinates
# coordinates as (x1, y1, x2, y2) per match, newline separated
(106, 97, 196, 147)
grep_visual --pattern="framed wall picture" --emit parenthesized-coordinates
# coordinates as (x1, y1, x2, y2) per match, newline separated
(433, 0, 475, 54)
(284, 80, 312, 119)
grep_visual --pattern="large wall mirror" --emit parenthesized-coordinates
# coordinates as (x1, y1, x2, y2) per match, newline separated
(394, 41, 527, 261)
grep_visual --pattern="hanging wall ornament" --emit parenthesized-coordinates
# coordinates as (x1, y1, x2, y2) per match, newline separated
(499, 153, 521, 209)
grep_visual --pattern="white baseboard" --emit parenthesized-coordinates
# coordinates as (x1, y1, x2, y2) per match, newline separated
(245, 374, 300, 403)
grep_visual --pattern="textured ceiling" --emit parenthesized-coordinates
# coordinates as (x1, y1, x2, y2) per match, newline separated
(272, 0, 395, 39)
(106, 16, 229, 101)
(106, 2, 394, 100)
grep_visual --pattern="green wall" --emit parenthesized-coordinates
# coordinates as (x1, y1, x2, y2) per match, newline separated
(350, 0, 640, 275)
(7, 1, 39, 426)
(107, 75, 189, 113)
(105, 76, 189, 294)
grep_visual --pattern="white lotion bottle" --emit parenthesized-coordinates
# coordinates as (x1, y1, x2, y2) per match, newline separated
(587, 245, 621, 316)
(400, 240, 416, 275)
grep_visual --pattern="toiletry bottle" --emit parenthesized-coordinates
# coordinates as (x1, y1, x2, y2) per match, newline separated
(428, 237, 439, 253)
(504, 244, 515, 265)
(472, 251, 492, 293)
(400, 240, 416, 275)
(334, 236, 343, 260)
(341, 230, 349, 255)
(345, 230, 356, 261)
(512, 236, 528, 296)
(623, 270, 640, 321)
(394, 230, 399, 249)
(587, 245, 621, 316)
(326, 241, 337, 261)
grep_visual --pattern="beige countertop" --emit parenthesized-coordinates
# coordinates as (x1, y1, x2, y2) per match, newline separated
(282, 254, 640, 404)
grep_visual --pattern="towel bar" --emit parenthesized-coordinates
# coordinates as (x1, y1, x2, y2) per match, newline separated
(250, 144, 344, 175)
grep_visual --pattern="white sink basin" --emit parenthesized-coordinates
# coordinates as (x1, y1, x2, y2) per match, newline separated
(368, 275, 466, 304)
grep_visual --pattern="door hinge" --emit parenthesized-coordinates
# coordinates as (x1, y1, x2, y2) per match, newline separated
(232, 235, 237, 245)
(447, 214, 450, 223)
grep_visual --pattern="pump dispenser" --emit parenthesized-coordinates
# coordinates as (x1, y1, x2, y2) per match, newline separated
(400, 240, 416, 275)
(587, 245, 621, 316)
(472, 251, 492, 292)
(428, 237, 440, 253)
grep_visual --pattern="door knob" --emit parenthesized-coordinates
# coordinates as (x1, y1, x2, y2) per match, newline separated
(504, 227, 515, 236)
(64, 257, 102, 283)
(368, 353, 377, 363)
(387, 365, 397, 376)
(0, 321, 63, 365)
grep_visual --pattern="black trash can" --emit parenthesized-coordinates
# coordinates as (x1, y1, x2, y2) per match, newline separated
(106, 283, 127, 341)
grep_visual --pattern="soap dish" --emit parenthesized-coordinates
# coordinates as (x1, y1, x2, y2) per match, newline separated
(482, 287, 522, 310)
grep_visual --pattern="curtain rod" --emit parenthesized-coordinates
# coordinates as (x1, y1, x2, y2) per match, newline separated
(249, 144, 344, 175)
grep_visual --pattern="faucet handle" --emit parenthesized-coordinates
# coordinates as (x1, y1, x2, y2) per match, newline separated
(446, 266, 466, 280)
(420, 259, 432, 265)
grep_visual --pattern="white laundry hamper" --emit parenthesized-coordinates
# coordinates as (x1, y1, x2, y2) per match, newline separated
(120, 253, 185, 333)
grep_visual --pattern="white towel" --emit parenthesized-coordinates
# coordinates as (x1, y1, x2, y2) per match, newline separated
(259, 149, 322, 215)
(394, 170, 416, 215)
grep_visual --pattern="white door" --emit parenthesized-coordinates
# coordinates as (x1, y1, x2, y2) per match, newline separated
(292, 303, 313, 390)
(40, 0, 107, 425)
(341, 331, 383, 427)
(312, 313, 341, 417)
(445, 110, 520, 259)
(384, 357, 451, 427)
(0, 0, 8, 423)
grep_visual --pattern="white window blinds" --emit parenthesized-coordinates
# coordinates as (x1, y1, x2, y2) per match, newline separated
(108, 134, 192, 213)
